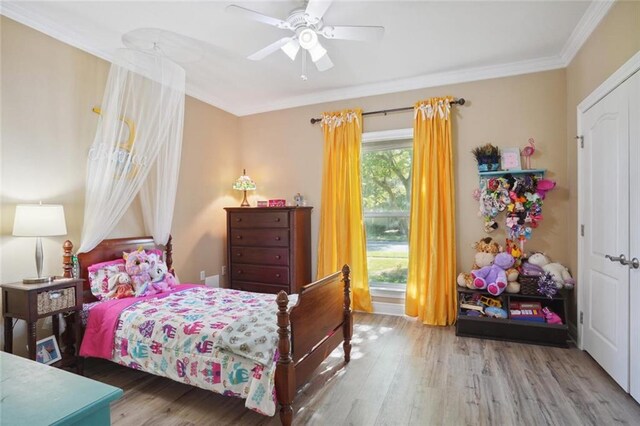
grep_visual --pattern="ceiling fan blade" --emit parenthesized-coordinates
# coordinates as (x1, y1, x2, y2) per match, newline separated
(321, 25, 385, 41)
(281, 38, 300, 61)
(304, 0, 333, 25)
(314, 52, 334, 72)
(248, 37, 294, 61)
(226, 5, 291, 30)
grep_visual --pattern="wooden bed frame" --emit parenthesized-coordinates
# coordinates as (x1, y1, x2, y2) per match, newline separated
(63, 236, 352, 426)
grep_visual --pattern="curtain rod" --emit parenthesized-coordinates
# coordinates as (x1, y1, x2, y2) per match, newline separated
(309, 98, 466, 124)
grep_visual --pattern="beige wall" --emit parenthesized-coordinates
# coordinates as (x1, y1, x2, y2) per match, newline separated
(566, 0, 640, 326)
(240, 70, 569, 278)
(2, 0, 637, 352)
(0, 17, 239, 352)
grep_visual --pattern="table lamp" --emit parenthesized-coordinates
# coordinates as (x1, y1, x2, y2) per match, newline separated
(232, 169, 256, 207)
(13, 203, 67, 283)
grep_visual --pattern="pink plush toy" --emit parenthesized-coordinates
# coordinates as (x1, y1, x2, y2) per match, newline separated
(147, 253, 177, 295)
(536, 178, 556, 199)
(472, 252, 515, 296)
(542, 307, 563, 324)
(123, 248, 151, 295)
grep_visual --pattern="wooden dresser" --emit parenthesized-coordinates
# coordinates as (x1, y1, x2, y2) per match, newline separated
(225, 206, 312, 294)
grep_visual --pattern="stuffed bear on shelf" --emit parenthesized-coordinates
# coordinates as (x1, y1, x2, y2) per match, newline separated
(472, 252, 515, 296)
(457, 237, 502, 289)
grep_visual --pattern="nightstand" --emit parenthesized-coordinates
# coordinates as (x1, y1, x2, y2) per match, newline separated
(1, 278, 83, 373)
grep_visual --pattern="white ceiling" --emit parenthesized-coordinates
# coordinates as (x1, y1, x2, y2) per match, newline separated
(2, 1, 613, 116)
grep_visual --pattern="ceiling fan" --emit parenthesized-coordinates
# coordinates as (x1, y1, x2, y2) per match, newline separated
(226, 0, 384, 77)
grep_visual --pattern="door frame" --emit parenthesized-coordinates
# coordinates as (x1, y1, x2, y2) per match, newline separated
(577, 50, 640, 349)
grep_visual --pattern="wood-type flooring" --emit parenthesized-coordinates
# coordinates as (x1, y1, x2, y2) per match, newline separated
(84, 313, 640, 425)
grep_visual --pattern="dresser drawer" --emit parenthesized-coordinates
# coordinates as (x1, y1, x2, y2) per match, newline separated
(231, 247, 289, 266)
(230, 229, 289, 247)
(231, 264, 290, 285)
(37, 287, 76, 315)
(229, 211, 289, 229)
(233, 281, 290, 295)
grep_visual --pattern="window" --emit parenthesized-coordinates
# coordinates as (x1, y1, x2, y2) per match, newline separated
(362, 129, 413, 288)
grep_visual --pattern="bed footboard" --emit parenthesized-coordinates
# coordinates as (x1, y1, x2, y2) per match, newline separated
(275, 265, 352, 426)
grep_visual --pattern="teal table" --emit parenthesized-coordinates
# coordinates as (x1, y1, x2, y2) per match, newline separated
(0, 352, 123, 425)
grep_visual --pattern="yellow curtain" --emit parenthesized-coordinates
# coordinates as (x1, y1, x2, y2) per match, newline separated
(317, 108, 372, 312)
(405, 97, 457, 325)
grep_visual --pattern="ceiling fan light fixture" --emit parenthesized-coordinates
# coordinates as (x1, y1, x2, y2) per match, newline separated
(298, 28, 319, 50)
(281, 39, 301, 61)
(308, 43, 327, 62)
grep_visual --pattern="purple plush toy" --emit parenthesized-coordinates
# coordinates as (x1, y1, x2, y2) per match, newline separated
(472, 252, 515, 296)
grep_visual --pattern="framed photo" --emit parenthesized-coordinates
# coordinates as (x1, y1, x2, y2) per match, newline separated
(36, 336, 61, 365)
(501, 148, 522, 171)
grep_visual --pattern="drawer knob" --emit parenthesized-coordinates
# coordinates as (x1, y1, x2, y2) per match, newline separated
(236, 252, 242, 257)
(275, 217, 281, 222)
(235, 218, 242, 222)
(236, 235, 242, 239)
(276, 274, 281, 278)
(275, 236, 281, 241)
(237, 270, 243, 274)
(275, 255, 281, 259)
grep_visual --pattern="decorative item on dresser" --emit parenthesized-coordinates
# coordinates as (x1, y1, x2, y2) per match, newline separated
(232, 169, 257, 207)
(225, 206, 312, 294)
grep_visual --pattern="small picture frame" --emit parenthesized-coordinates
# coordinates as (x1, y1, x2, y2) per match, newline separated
(36, 336, 62, 365)
(501, 148, 522, 171)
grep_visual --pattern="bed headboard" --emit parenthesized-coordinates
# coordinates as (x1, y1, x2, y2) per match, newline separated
(63, 236, 173, 303)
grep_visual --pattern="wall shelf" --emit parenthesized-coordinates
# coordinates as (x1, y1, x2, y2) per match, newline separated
(478, 168, 546, 177)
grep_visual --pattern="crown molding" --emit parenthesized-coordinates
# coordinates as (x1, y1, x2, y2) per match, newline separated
(233, 55, 566, 116)
(1, 2, 246, 116)
(559, 0, 615, 66)
(1, 1, 113, 63)
(2, 1, 612, 118)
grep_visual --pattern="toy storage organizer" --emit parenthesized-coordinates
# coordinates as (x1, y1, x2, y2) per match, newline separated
(456, 168, 570, 347)
(456, 288, 569, 347)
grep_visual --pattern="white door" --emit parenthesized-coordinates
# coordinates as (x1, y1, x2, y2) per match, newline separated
(581, 74, 632, 391)
(628, 72, 640, 402)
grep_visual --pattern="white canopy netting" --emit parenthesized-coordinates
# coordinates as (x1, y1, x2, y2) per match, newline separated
(78, 48, 185, 253)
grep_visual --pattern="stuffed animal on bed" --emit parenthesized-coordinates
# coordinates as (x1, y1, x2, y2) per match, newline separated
(124, 248, 152, 294)
(105, 272, 135, 299)
(147, 253, 178, 295)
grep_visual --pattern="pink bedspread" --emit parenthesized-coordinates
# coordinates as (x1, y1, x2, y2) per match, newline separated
(80, 284, 198, 359)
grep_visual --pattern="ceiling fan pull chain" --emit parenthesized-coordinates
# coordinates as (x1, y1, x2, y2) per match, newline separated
(301, 51, 308, 81)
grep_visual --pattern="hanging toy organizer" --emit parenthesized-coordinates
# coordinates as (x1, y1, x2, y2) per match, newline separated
(477, 169, 547, 254)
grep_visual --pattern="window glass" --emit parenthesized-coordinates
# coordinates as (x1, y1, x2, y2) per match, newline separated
(362, 138, 412, 288)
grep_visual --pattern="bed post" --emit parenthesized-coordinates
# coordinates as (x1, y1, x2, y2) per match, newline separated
(165, 235, 173, 273)
(63, 240, 73, 278)
(342, 264, 353, 363)
(275, 291, 295, 426)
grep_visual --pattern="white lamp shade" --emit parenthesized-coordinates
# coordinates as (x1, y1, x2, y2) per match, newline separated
(13, 204, 67, 237)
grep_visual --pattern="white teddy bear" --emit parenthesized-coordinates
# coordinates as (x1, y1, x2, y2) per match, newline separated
(527, 252, 575, 289)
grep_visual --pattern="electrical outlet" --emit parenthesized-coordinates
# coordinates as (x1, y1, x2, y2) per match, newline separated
(221, 266, 227, 276)
(200, 270, 205, 281)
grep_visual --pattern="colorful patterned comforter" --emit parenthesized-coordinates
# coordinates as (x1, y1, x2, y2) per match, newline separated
(86, 286, 297, 416)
